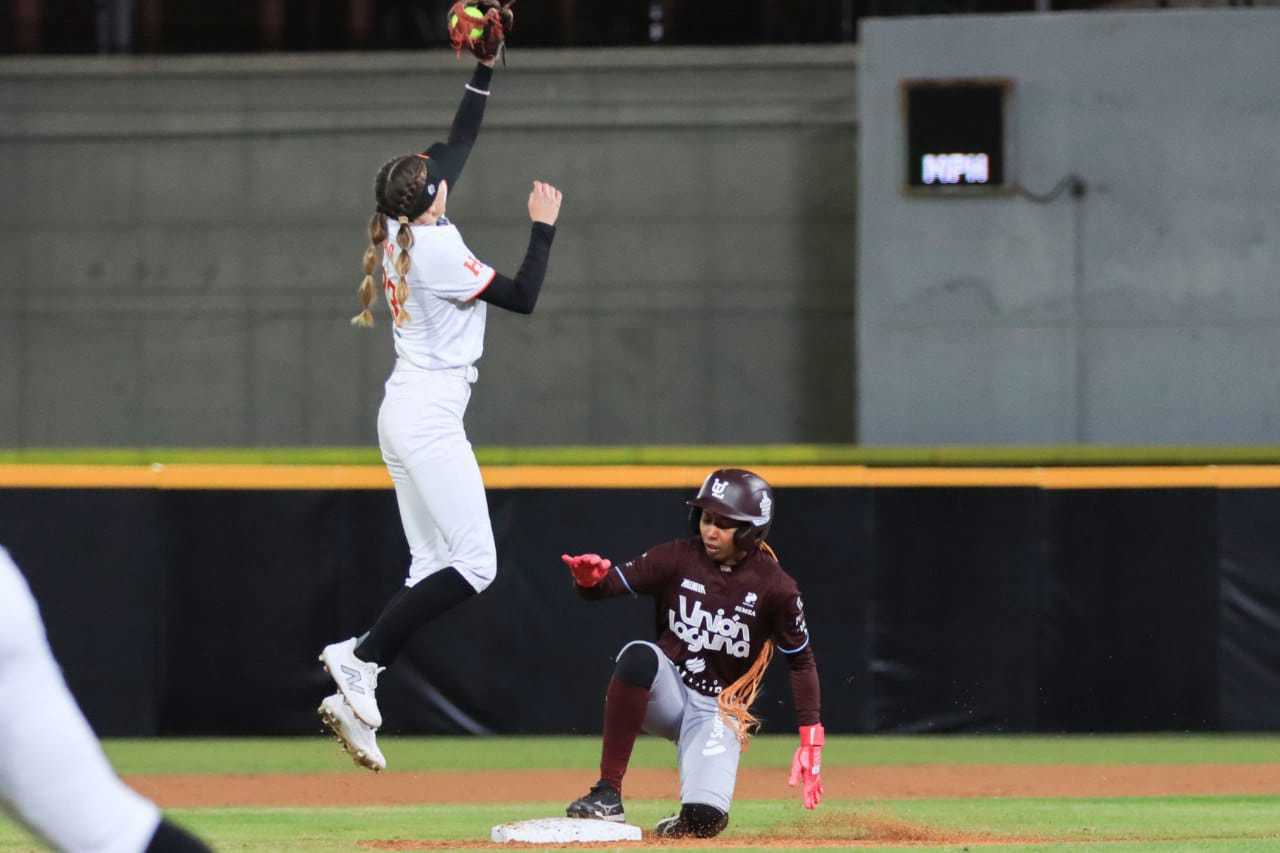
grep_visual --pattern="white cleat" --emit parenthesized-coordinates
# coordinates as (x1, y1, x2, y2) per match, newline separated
(319, 693, 386, 772)
(319, 637, 384, 729)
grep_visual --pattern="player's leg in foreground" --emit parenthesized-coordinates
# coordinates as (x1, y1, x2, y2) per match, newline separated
(0, 548, 210, 852)
(567, 641, 684, 822)
(652, 695, 738, 838)
(320, 375, 495, 746)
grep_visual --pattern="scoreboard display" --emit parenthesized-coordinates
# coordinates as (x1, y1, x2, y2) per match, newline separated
(903, 79, 1012, 193)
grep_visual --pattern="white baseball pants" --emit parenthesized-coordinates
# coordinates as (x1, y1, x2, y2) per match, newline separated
(0, 547, 161, 853)
(377, 362, 498, 594)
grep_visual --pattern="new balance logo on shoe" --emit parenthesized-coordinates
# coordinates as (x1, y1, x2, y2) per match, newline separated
(320, 638, 384, 729)
(341, 664, 366, 695)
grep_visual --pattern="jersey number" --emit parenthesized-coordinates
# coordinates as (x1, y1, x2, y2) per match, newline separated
(384, 280, 402, 322)
(382, 243, 403, 322)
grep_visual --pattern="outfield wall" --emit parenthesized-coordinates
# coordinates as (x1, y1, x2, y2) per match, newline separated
(3, 470, 1279, 736)
(0, 46, 857, 448)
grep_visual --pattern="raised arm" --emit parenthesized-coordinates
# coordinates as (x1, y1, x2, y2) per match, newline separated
(448, 60, 496, 151)
(563, 541, 678, 601)
(425, 61, 496, 195)
(479, 181, 562, 315)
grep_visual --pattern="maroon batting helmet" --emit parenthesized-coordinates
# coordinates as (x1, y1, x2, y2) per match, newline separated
(686, 468, 774, 546)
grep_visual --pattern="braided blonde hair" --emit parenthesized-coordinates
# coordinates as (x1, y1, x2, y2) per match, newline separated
(352, 155, 429, 329)
(351, 212, 386, 328)
(391, 216, 413, 328)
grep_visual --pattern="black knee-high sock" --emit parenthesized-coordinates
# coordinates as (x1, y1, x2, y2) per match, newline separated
(354, 567, 477, 666)
(146, 818, 212, 852)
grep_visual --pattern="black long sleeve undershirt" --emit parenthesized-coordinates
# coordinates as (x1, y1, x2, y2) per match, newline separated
(449, 63, 492, 147)
(429, 63, 493, 191)
(479, 222, 556, 315)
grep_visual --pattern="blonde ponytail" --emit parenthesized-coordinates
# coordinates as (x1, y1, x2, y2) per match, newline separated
(393, 216, 414, 328)
(352, 211, 386, 328)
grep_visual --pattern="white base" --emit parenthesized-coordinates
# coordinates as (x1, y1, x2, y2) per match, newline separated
(490, 817, 643, 844)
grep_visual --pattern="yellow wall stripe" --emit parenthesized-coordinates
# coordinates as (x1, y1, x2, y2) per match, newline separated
(4, 463, 1280, 490)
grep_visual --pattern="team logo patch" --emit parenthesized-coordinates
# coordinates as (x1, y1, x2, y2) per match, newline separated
(685, 657, 707, 674)
(744, 592, 758, 606)
(681, 578, 706, 594)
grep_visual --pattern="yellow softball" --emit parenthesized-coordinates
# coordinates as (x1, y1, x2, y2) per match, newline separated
(451, 5, 486, 40)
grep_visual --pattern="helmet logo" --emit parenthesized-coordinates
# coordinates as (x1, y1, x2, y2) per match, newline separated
(759, 492, 772, 520)
(710, 478, 729, 500)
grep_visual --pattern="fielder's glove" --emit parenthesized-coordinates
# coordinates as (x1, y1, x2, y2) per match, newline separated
(788, 723, 825, 809)
(448, 0, 515, 63)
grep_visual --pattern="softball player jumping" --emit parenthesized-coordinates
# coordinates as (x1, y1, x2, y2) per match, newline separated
(561, 469, 824, 839)
(317, 56, 562, 770)
(0, 547, 210, 852)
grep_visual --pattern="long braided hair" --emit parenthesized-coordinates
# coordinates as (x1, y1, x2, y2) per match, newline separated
(352, 154, 431, 329)
(715, 540, 781, 750)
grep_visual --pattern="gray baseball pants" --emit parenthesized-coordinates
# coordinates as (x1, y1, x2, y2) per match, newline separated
(619, 640, 740, 813)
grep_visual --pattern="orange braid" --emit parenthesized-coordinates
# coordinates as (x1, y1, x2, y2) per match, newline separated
(716, 540, 782, 749)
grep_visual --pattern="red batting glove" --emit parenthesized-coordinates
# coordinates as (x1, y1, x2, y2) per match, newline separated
(788, 723, 824, 809)
(561, 553, 611, 587)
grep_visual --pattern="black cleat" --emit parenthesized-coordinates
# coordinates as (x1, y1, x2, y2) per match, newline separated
(653, 814, 685, 838)
(565, 780, 625, 822)
(653, 803, 729, 839)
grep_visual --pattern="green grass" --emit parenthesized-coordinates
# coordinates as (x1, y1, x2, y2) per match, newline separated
(138, 798, 1280, 849)
(5, 797, 1280, 851)
(7, 445, 1280, 466)
(97, 734, 1280, 774)
(4, 736, 1280, 851)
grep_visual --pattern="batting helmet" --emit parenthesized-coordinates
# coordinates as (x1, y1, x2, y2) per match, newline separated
(686, 468, 774, 547)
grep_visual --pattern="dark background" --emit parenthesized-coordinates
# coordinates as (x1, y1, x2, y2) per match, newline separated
(3, 1, 1234, 55)
(3, 485, 1276, 736)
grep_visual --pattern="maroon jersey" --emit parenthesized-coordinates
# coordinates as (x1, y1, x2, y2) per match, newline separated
(578, 537, 820, 725)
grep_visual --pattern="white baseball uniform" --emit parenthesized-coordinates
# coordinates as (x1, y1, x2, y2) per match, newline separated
(0, 546, 161, 853)
(378, 219, 499, 594)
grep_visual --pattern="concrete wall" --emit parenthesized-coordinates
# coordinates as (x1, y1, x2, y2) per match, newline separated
(0, 47, 857, 447)
(858, 9, 1280, 445)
